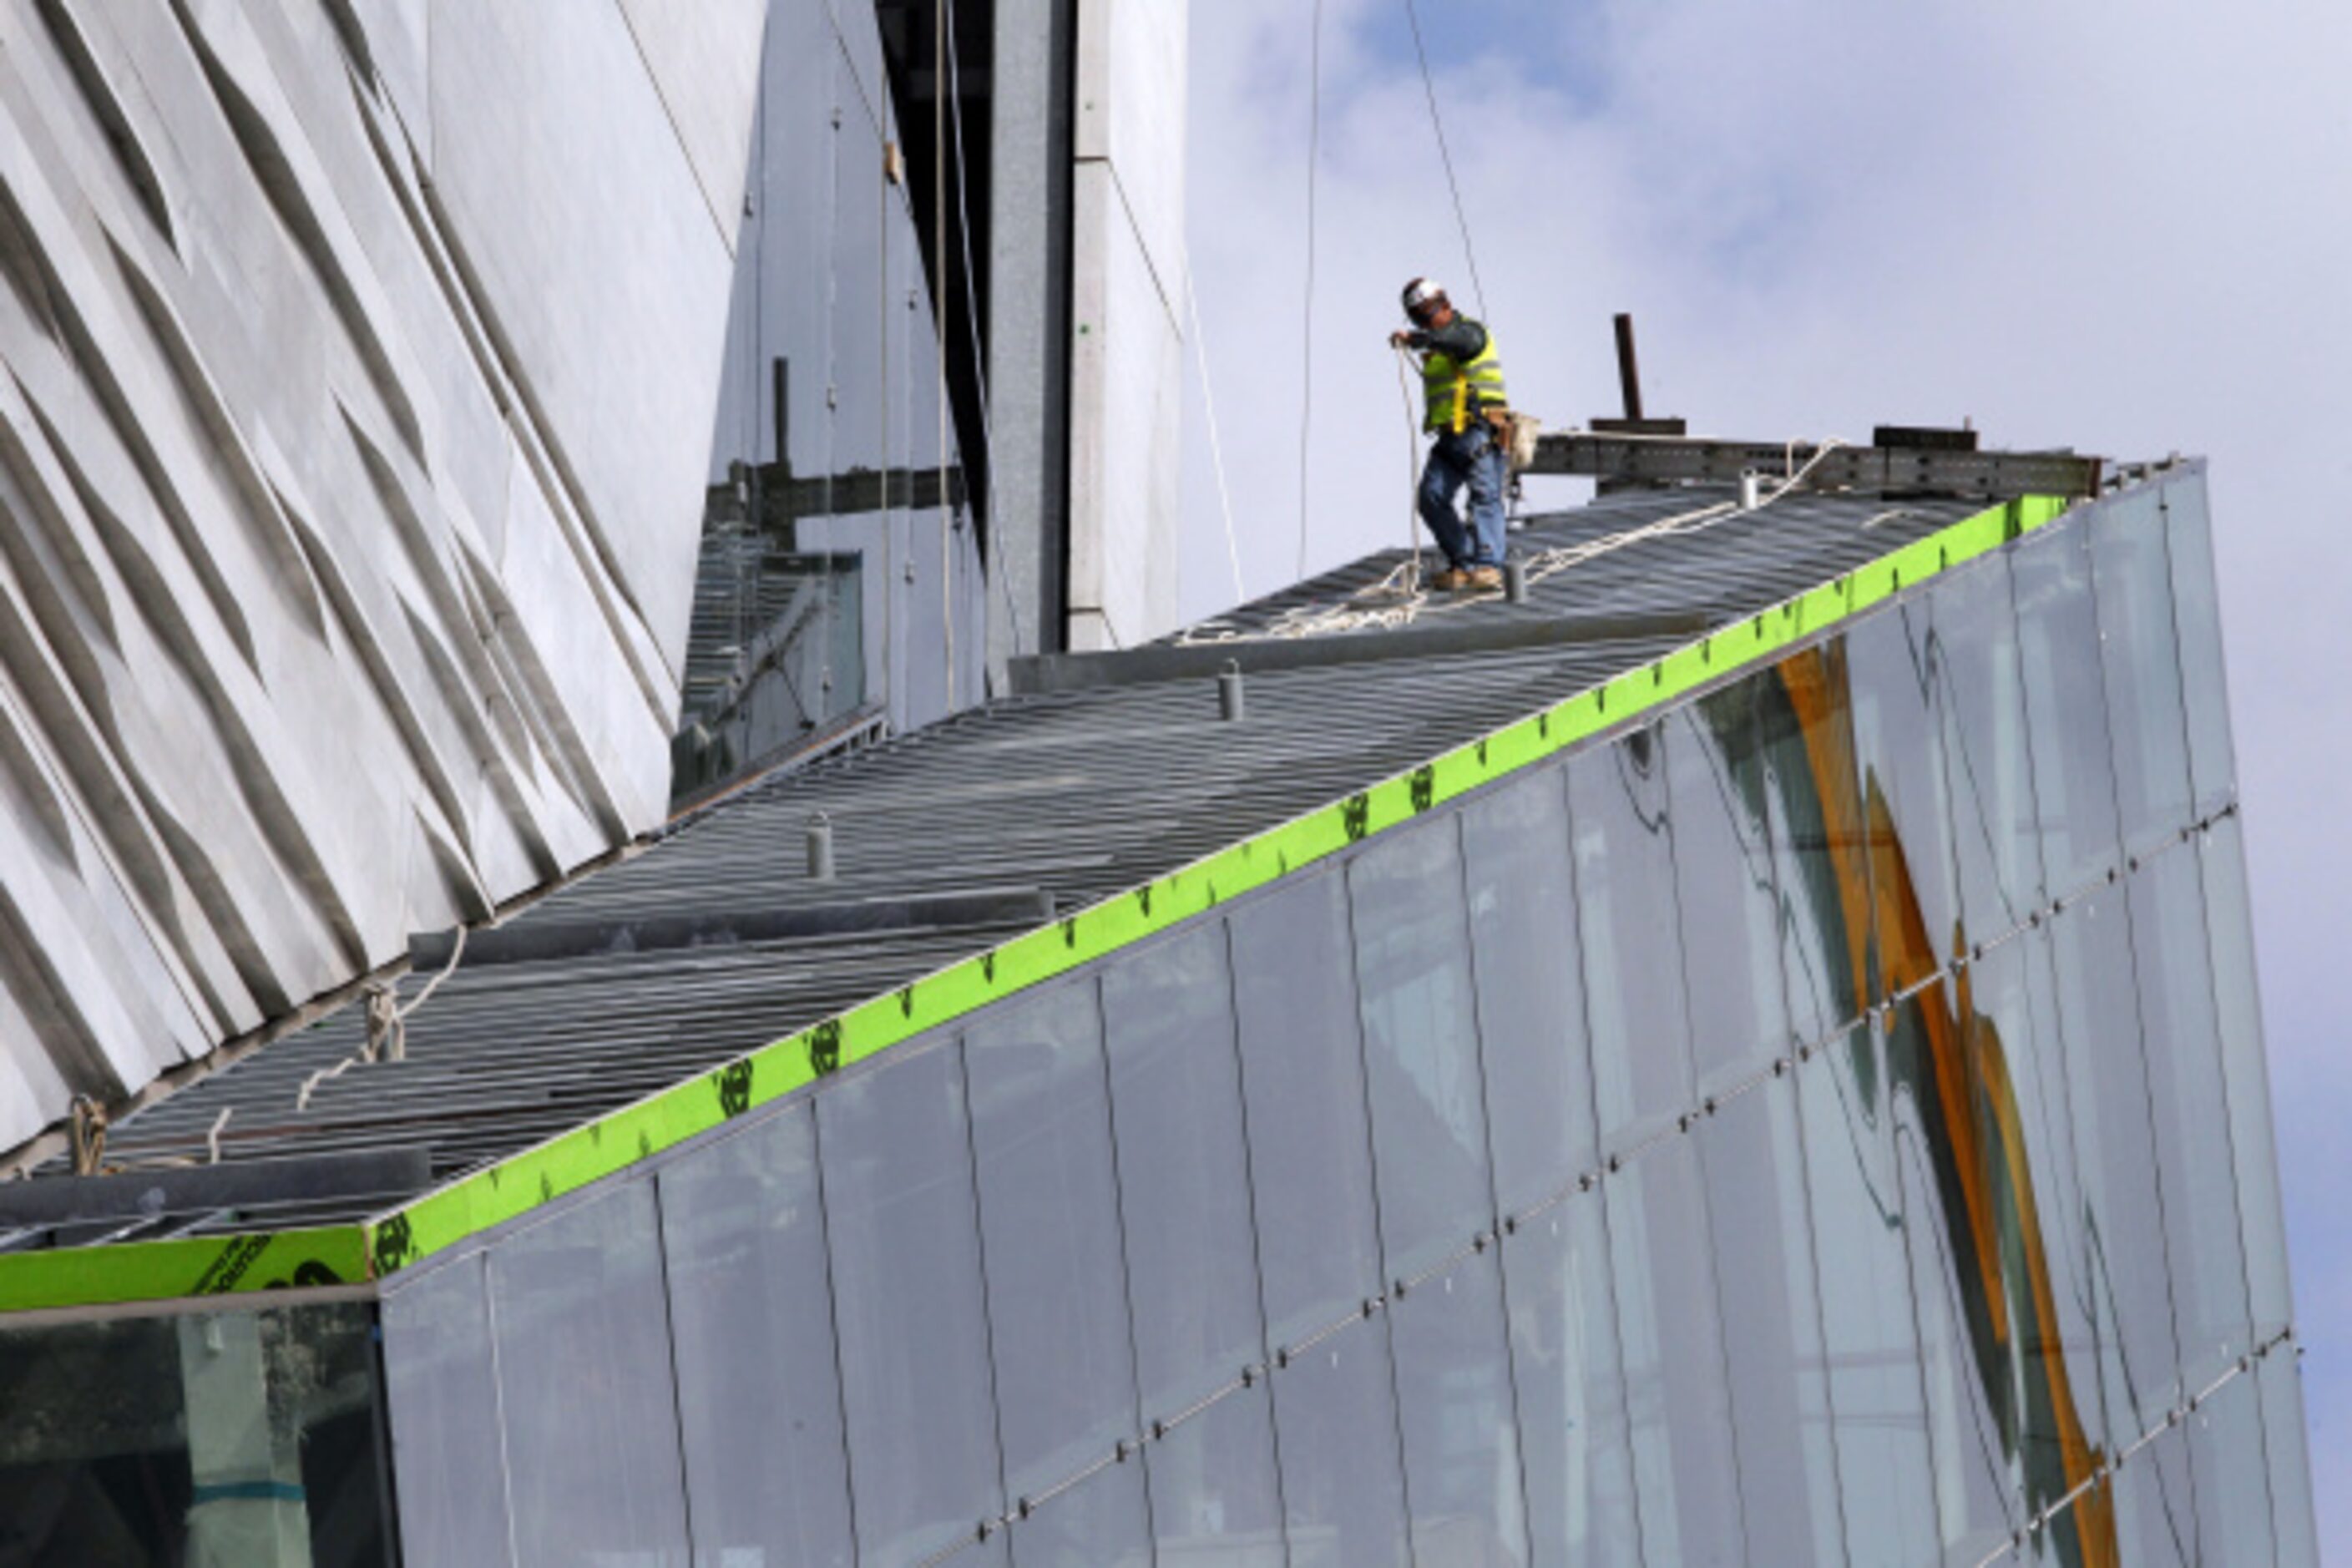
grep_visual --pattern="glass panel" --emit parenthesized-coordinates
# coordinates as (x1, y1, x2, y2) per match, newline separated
(1229, 870, 1386, 1350)
(1932, 549, 2047, 947)
(1349, 817, 1496, 1281)
(1798, 1021, 1942, 1560)
(965, 982, 1142, 1500)
(382, 1256, 514, 1566)
(489, 1182, 690, 1568)
(1567, 725, 1695, 1153)
(1755, 640, 1869, 1052)
(2257, 1347, 2320, 1564)
(2011, 519, 2122, 895)
(1699, 1075, 1847, 1564)
(820, 1039, 1005, 1565)
(2201, 817, 2294, 1340)
(2186, 1359, 2278, 1567)
(1605, 1135, 1746, 1565)
(2088, 488, 2196, 852)
(1271, 1319, 1414, 1568)
(1388, 1249, 1531, 1566)
(1961, 929, 2114, 1527)
(2127, 849, 2255, 1383)
(1008, 1457, 1153, 1568)
(1462, 762, 1597, 1216)
(1668, 680, 1797, 1093)
(1501, 1191, 1642, 1568)
(1100, 924, 1267, 1420)
(1848, 595, 1962, 993)
(1144, 1383, 1288, 1565)
(656, 1104, 856, 1567)
(2046, 884, 2183, 1438)
(2112, 1412, 2200, 1567)
(1887, 979, 2022, 1561)
(2159, 477, 2237, 814)
(0, 1303, 389, 1566)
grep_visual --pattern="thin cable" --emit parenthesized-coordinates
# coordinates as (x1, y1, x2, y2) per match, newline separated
(936, 0, 955, 703)
(1180, 251, 1247, 605)
(1393, 344, 1426, 584)
(1403, 0, 1487, 319)
(1295, 0, 1326, 582)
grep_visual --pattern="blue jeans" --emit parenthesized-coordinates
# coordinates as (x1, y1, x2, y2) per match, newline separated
(1419, 425, 1508, 569)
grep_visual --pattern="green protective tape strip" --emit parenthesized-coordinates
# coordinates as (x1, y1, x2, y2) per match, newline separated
(0, 494, 2071, 1313)
(0, 1226, 368, 1314)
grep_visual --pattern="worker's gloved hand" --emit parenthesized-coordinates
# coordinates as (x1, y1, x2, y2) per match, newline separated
(1388, 330, 1414, 349)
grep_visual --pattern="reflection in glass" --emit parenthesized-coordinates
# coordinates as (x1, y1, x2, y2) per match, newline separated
(0, 1302, 389, 1566)
(1463, 762, 1597, 1215)
(1144, 1386, 1288, 1566)
(1388, 1250, 1531, 1566)
(1101, 924, 1267, 1416)
(2160, 476, 2238, 815)
(1008, 1455, 1153, 1568)
(2126, 850, 2254, 1384)
(1606, 1136, 1746, 1565)
(966, 982, 1143, 1500)
(1889, 980, 2022, 1561)
(820, 1039, 1005, 1565)
(2012, 523, 2122, 894)
(1349, 817, 1496, 1280)
(1503, 1191, 1642, 1568)
(1568, 726, 1695, 1153)
(1700, 1077, 1847, 1563)
(2200, 818, 2295, 1340)
(1931, 549, 2047, 944)
(1848, 597, 1961, 995)
(383, 1256, 513, 1565)
(656, 1104, 856, 1566)
(2087, 488, 2196, 852)
(1799, 1022, 1941, 1561)
(2184, 1359, 2277, 1566)
(1755, 639, 1869, 1052)
(2258, 1347, 2322, 1563)
(1272, 1321, 1414, 1568)
(1230, 871, 1387, 1350)
(1668, 682, 1797, 1093)
(2111, 1409, 2200, 1567)
(490, 1182, 690, 1568)
(2046, 888, 2184, 1440)
(1961, 930, 2115, 1558)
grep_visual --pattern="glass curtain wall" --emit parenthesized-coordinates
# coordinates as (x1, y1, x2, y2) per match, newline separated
(373, 473, 2310, 1566)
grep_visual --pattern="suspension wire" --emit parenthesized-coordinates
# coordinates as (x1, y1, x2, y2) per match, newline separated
(1403, 0, 1488, 320)
(1294, 0, 1326, 582)
(1180, 249, 1248, 605)
(936, 0, 955, 705)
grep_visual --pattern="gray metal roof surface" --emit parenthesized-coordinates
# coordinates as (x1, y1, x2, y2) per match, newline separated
(0, 483, 1984, 1248)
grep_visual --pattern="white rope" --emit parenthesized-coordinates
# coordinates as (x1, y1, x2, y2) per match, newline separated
(1181, 250, 1247, 605)
(1179, 438, 1852, 646)
(1393, 345, 1425, 588)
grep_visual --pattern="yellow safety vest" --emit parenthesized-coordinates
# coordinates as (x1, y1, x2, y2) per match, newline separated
(1423, 328, 1508, 434)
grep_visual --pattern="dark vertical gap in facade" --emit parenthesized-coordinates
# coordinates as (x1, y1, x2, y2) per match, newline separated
(1445, 809, 1540, 1565)
(874, 0, 995, 540)
(1043, 0, 1077, 651)
(1214, 914, 1298, 1568)
(365, 1305, 407, 1568)
(1084, 971, 1162, 1554)
(807, 1102, 869, 1565)
(1336, 864, 1424, 1568)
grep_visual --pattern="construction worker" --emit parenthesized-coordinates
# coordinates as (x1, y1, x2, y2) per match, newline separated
(1390, 277, 1510, 590)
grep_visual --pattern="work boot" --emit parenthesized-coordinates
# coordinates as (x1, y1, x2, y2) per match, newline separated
(1464, 565, 1505, 591)
(1428, 565, 1469, 592)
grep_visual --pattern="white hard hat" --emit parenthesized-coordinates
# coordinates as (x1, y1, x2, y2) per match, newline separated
(1401, 276, 1448, 314)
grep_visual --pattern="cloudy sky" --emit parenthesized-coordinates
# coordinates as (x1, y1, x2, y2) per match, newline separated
(1179, 0, 2350, 1543)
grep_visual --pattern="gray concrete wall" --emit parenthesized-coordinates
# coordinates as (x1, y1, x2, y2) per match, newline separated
(0, 0, 764, 1149)
(1065, 0, 1186, 651)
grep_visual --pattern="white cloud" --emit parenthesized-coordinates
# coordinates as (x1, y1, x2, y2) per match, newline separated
(1184, 0, 2352, 1539)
